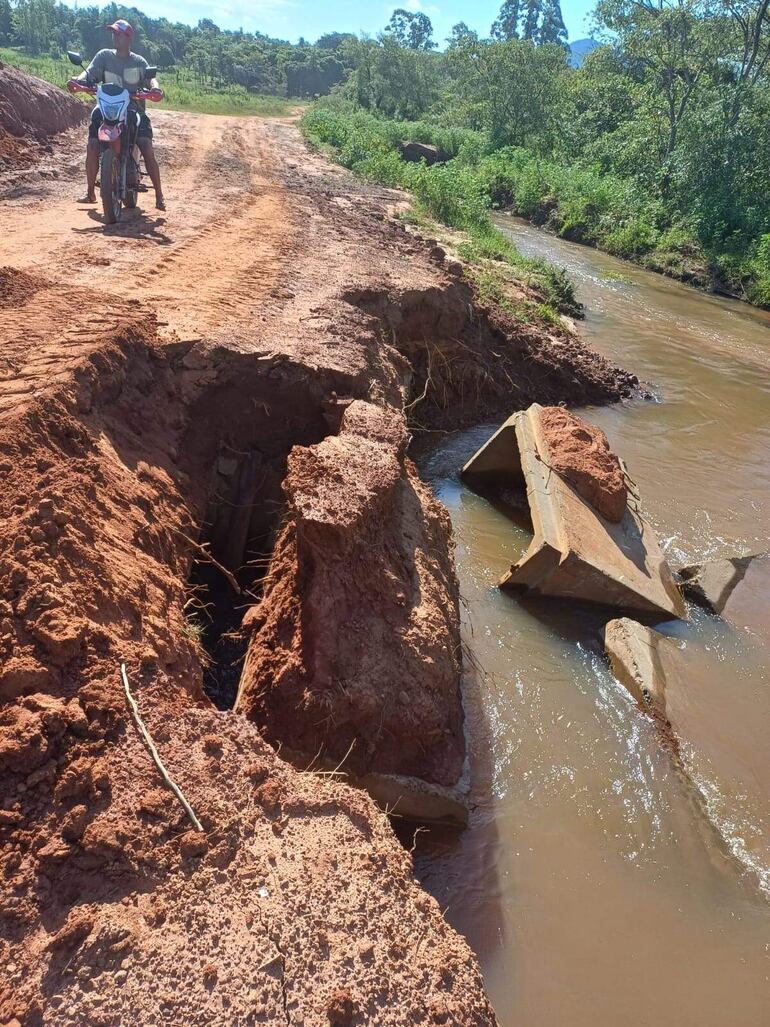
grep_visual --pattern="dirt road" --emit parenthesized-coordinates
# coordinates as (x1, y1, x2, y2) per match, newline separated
(2, 111, 296, 364)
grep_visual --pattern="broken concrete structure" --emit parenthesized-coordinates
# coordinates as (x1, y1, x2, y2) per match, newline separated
(678, 552, 770, 636)
(358, 769, 469, 826)
(462, 404, 686, 619)
(604, 617, 675, 712)
(604, 616, 770, 875)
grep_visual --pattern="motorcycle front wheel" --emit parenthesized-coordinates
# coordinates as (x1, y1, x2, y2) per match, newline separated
(100, 148, 122, 224)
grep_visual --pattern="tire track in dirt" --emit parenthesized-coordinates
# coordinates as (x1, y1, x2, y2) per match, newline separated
(0, 111, 296, 350)
(0, 283, 142, 416)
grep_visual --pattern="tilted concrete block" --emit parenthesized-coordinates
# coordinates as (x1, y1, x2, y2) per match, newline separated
(462, 404, 686, 620)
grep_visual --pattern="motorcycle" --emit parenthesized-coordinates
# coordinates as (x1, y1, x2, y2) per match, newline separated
(67, 51, 162, 224)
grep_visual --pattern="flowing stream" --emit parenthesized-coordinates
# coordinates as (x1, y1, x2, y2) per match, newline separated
(415, 218, 770, 1026)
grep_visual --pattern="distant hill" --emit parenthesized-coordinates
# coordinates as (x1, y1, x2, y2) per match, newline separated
(569, 38, 600, 68)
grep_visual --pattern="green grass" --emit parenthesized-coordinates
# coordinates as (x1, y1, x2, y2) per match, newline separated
(0, 47, 298, 117)
(302, 101, 770, 308)
(301, 104, 580, 321)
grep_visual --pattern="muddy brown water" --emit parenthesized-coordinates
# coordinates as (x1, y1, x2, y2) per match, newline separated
(416, 218, 770, 1026)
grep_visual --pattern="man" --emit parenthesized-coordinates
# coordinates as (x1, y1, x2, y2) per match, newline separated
(68, 20, 166, 211)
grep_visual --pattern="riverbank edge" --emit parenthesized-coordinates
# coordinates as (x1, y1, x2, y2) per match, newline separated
(495, 208, 752, 305)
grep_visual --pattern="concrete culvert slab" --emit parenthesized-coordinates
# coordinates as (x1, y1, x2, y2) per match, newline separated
(677, 552, 770, 638)
(603, 617, 673, 711)
(604, 617, 770, 878)
(462, 403, 687, 619)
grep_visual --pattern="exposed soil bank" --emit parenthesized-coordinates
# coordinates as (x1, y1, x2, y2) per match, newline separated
(0, 109, 633, 1025)
(0, 63, 86, 185)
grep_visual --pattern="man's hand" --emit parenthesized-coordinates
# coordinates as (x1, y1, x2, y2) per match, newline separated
(67, 78, 80, 94)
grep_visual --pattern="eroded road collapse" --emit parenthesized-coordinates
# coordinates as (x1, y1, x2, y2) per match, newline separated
(0, 66, 635, 1026)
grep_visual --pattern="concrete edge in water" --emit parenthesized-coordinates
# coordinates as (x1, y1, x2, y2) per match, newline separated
(462, 403, 686, 619)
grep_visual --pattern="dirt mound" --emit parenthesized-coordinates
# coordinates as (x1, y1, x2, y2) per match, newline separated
(237, 400, 465, 786)
(0, 266, 45, 308)
(0, 62, 87, 141)
(541, 406, 628, 522)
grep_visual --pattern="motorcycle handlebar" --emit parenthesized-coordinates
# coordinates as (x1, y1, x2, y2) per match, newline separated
(68, 81, 95, 94)
(135, 89, 163, 103)
(67, 81, 163, 102)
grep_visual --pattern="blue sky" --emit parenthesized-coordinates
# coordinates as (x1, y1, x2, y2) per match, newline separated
(61, 1, 597, 46)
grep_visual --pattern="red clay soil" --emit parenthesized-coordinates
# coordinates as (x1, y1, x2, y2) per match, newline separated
(0, 109, 638, 1024)
(0, 127, 37, 168)
(236, 400, 465, 786)
(0, 267, 46, 309)
(0, 63, 86, 140)
(0, 313, 496, 1026)
(540, 405, 628, 522)
(0, 63, 86, 177)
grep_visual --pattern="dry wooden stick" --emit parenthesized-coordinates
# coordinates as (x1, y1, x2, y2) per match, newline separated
(120, 663, 204, 833)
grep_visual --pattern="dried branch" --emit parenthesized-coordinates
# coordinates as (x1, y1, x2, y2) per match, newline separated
(169, 526, 242, 595)
(120, 663, 204, 833)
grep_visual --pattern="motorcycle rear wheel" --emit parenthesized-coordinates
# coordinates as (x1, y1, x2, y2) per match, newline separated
(100, 148, 122, 224)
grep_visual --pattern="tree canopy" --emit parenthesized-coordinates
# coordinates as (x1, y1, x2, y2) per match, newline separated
(491, 0, 568, 45)
(385, 8, 436, 51)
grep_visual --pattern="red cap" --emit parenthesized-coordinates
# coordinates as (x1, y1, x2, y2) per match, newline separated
(106, 19, 134, 42)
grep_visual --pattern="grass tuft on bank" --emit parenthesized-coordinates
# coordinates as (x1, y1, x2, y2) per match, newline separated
(0, 47, 298, 118)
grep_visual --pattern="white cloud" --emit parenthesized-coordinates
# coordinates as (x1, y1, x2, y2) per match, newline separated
(401, 0, 441, 15)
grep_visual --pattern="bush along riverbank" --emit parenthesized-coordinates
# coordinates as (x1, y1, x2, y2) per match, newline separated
(301, 105, 581, 325)
(302, 104, 770, 308)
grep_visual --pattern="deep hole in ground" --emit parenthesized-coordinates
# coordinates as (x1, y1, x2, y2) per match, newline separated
(157, 279, 629, 733)
(187, 438, 288, 710)
(176, 357, 335, 710)
(188, 542, 274, 712)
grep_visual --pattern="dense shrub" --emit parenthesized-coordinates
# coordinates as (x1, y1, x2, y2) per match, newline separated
(303, 100, 770, 307)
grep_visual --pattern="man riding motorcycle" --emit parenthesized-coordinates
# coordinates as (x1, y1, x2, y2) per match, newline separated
(67, 19, 166, 211)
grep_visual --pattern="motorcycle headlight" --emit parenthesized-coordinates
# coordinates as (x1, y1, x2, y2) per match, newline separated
(102, 101, 125, 122)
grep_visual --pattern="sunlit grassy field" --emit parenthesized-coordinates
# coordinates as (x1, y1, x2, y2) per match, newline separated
(0, 47, 300, 117)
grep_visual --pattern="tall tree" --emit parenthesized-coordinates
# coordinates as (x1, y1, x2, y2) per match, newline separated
(521, 0, 541, 40)
(538, 0, 568, 44)
(386, 8, 436, 50)
(0, 0, 12, 44)
(445, 36, 570, 147)
(316, 31, 356, 51)
(447, 21, 477, 46)
(491, 0, 521, 40)
(595, 0, 715, 163)
(492, 0, 568, 44)
(719, 0, 770, 126)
